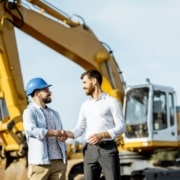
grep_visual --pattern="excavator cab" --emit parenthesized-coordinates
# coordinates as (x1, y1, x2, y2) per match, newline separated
(123, 83, 179, 152)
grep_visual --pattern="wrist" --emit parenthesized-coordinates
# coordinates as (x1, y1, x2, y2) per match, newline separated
(54, 130, 58, 136)
(101, 132, 104, 140)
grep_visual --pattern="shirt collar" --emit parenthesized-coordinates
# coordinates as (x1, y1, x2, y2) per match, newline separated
(32, 102, 48, 109)
(90, 92, 107, 101)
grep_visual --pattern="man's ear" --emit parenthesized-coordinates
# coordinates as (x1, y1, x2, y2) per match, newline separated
(34, 90, 40, 96)
(92, 78, 97, 86)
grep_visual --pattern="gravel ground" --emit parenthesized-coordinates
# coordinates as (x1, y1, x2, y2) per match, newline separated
(0, 158, 28, 180)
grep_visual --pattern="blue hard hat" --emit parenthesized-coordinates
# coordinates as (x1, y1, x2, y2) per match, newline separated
(25, 77, 52, 96)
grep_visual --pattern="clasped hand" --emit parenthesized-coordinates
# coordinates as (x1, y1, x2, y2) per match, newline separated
(87, 133, 103, 145)
(56, 130, 68, 141)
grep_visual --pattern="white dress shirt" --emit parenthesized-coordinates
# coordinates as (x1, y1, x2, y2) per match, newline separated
(72, 92, 126, 141)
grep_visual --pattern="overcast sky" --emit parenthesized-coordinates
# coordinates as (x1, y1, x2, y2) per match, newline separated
(15, 0, 180, 137)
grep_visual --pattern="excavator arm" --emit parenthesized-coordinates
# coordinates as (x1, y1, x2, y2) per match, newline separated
(0, 2, 27, 159)
(0, 0, 125, 165)
(2, 0, 125, 101)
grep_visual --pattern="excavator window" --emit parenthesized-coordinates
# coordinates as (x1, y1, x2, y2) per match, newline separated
(168, 92, 175, 126)
(153, 91, 167, 130)
(0, 98, 9, 121)
(125, 87, 149, 138)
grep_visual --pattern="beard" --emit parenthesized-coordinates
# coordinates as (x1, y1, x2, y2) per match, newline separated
(85, 86, 95, 96)
(41, 95, 52, 104)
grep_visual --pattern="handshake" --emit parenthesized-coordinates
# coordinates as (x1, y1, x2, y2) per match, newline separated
(52, 129, 74, 141)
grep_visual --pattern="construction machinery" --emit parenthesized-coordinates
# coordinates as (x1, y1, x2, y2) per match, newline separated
(120, 84, 180, 179)
(0, 0, 180, 179)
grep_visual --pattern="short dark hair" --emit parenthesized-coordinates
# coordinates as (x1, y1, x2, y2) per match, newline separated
(80, 69, 102, 85)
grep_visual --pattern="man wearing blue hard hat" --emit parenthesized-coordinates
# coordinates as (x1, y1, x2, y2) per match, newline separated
(23, 77, 67, 180)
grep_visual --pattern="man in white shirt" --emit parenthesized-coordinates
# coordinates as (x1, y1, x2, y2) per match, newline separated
(65, 69, 126, 180)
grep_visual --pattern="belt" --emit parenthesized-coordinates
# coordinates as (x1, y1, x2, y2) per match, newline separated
(50, 159, 62, 161)
(97, 140, 115, 146)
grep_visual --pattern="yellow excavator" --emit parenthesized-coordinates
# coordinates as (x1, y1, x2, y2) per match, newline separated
(0, 0, 180, 179)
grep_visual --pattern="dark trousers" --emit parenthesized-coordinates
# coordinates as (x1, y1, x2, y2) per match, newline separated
(83, 141, 121, 180)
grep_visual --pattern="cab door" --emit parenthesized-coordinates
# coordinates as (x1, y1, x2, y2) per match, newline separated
(152, 89, 178, 142)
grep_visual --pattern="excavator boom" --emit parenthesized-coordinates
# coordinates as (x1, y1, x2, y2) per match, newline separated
(2, 0, 125, 101)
